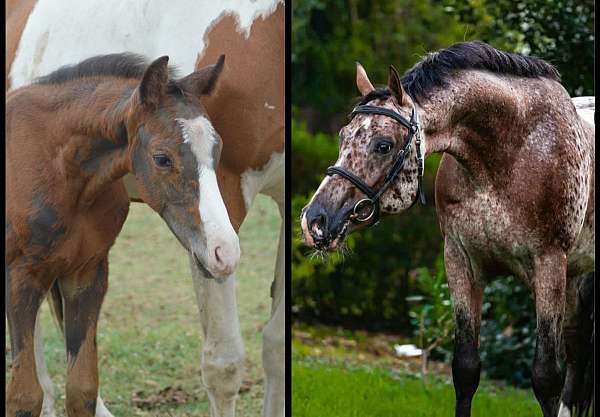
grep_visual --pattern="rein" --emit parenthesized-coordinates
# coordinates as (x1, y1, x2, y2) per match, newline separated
(325, 103, 426, 226)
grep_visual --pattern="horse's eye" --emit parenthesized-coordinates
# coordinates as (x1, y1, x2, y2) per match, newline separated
(375, 141, 393, 154)
(153, 154, 172, 168)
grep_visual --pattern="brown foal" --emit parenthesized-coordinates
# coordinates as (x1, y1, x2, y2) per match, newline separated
(5, 53, 237, 416)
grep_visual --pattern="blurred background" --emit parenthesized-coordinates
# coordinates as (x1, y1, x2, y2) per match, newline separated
(291, 1, 594, 414)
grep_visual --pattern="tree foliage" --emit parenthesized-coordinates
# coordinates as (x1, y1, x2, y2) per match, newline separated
(292, 0, 466, 131)
(444, 0, 595, 96)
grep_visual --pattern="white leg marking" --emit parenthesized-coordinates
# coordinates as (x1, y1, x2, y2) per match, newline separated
(557, 402, 571, 417)
(35, 313, 57, 417)
(95, 395, 115, 417)
(191, 255, 244, 417)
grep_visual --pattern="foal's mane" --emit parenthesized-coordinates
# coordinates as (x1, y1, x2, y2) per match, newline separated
(35, 52, 180, 88)
(359, 41, 560, 105)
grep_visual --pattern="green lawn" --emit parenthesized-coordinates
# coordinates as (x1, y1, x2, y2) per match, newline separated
(292, 326, 542, 417)
(6, 195, 281, 417)
(292, 360, 541, 417)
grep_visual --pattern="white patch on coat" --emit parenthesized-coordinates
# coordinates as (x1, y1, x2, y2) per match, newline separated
(240, 151, 284, 210)
(264, 102, 276, 110)
(10, 0, 282, 89)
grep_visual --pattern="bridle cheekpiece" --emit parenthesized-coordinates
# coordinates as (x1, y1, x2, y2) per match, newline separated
(325, 102, 426, 226)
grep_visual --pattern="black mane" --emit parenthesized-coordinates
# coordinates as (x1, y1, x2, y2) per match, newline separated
(35, 52, 179, 85)
(358, 88, 392, 106)
(402, 41, 560, 103)
(359, 41, 560, 105)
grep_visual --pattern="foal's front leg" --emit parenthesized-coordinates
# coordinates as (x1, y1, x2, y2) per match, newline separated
(60, 258, 109, 417)
(530, 251, 567, 417)
(444, 238, 484, 417)
(6, 265, 54, 417)
(35, 304, 116, 417)
(191, 258, 245, 417)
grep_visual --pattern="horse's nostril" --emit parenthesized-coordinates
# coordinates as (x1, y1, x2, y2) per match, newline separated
(309, 214, 327, 241)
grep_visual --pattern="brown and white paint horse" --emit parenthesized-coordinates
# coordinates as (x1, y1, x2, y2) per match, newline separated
(301, 42, 594, 417)
(6, 1, 284, 417)
(6, 53, 234, 416)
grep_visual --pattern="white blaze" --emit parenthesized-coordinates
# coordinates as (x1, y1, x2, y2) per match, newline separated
(178, 116, 240, 276)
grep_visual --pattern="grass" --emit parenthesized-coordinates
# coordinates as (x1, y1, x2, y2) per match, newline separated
(6, 195, 281, 417)
(292, 325, 542, 417)
(292, 360, 541, 417)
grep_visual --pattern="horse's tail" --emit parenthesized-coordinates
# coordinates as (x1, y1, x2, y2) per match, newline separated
(572, 272, 594, 417)
(47, 280, 64, 334)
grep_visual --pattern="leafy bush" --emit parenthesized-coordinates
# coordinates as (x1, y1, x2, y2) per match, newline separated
(408, 255, 455, 364)
(480, 276, 536, 388)
(408, 259, 536, 388)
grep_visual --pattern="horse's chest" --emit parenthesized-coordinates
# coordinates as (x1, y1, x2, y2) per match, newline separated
(441, 191, 535, 278)
(441, 193, 519, 246)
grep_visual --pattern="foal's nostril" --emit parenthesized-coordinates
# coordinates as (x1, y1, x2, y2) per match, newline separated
(214, 246, 223, 264)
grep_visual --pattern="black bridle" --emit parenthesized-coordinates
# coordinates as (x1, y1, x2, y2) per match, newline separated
(325, 104, 426, 226)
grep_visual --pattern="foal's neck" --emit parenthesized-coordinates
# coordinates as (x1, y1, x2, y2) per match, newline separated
(51, 78, 136, 205)
(420, 71, 536, 185)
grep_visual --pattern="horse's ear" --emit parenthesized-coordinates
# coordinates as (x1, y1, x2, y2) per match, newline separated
(139, 56, 170, 108)
(178, 55, 225, 97)
(356, 61, 375, 96)
(388, 65, 407, 105)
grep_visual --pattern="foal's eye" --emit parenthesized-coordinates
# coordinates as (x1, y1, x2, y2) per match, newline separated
(153, 154, 172, 168)
(375, 141, 393, 154)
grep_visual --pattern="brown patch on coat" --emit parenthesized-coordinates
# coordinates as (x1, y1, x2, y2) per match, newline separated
(199, 4, 285, 226)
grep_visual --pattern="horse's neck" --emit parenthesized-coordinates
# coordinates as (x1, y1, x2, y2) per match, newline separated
(50, 80, 134, 205)
(421, 71, 547, 185)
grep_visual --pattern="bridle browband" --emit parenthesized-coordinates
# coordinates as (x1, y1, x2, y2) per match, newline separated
(325, 103, 426, 226)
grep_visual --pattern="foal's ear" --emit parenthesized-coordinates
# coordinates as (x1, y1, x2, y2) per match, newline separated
(388, 65, 407, 105)
(178, 55, 225, 97)
(139, 56, 170, 109)
(356, 61, 375, 96)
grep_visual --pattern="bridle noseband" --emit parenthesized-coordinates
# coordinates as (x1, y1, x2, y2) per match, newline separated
(325, 103, 426, 226)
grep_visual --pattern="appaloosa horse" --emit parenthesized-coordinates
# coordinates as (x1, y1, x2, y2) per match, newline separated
(7, 2, 284, 417)
(301, 41, 594, 417)
(6, 53, 236, 416)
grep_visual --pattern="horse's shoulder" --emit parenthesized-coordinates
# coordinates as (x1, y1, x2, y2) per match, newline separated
(434, 154, 469, 213)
